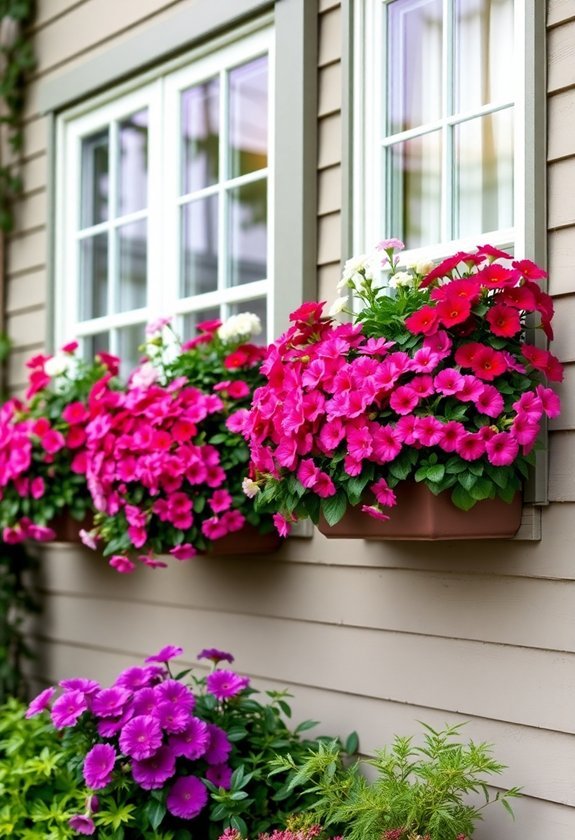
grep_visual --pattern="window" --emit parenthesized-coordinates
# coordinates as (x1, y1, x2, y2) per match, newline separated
(56, 27, 272, 374)
(357, 0, 519, 261)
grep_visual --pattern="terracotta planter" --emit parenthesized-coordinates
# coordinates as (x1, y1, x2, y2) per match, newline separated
(50, 510, 94, 543)
(208, 523, 281, 556)
(318, 482, 522, 541)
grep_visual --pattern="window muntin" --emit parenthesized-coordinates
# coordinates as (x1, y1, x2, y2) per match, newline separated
(360, 0, 516, 260)
(57, 29, 272, 373)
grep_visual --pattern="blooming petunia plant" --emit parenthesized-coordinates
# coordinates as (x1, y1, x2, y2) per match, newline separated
(0, 343, 118, 544)
(244, 242, 563, 531)
(25, 645, 355, 839)
(81, 314, 276, 572)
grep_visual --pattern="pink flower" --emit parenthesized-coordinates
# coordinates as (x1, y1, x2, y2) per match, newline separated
(204, 724, 232, 765)
(208, 489, 232, 513)
(434, 368, 464, 396)
(131, 745, 176, 790)
(206, 763, 233, 789)
(166, 776, 208, 820)
(26, 686, 56, 718)
(169, 717, 210, 760)
(40, 428, 66, 454)
(455, 432, 486, 461)
(198, 648, 234, 664)
(456, 375, 484, 403)
(92, 687, 132, 719)
(376, 237, 405, 252)
(371, 478, 397, 507)
(536, 385, 561, 418)
(273, 513, 291, 537)
(145, 645, 183, 664)
(390, 386, 420, 415)
(30, 476, 45, 499)
(119, 715, 163, 760)
(169, 544, 197, 561)
(437, 421, 465, 452)
(512, 413, 540, 446)
(405, 305, 439, 335)
(68, 815, 96, 835)
(361, 504, 390, 521)
(485, 432, 519, 466)
(51, 690, 88, 729)
(413, 416, 443, 447)
(372, 424, 403, 461)
(109, 555, 136, 574)
(297, 459, 320, 489)
(475, 385, 504, 418)
(62, 402, 90, 425)
(206, 669, 250, 701)
(314, 471, 336, 497)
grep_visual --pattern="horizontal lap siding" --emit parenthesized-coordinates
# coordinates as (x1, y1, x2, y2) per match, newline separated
(8, 4, 575, 840)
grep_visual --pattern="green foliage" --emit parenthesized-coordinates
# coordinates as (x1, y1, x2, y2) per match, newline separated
(0, 698, 87, 837)
(0, 542, 38, 703)
(272, 723, 521, 840)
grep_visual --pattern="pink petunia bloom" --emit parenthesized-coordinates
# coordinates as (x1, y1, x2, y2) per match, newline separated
(60, 678, 100, 695)
(68, 815, 96, 835)
(27, 524, 56, 542)
(83, 744, 116, 790)
(92, 687, 132, 719)
(51, 690, 88, 729)
(512, 413, 540, 446)
(166, 776, 208, 820)
(26, 686, 56, 718)
(119, 715, 163, 760)
(273, 513, 291, 537)
(361, 504, 390, 521)
(522, 344, 564, 382)
(436, 296, 472, 328)
(485, 432, 519, 466)
(318, 419, 345, 453)
(169, 544, 197, 561)
(371, 478, 397, 507)
(30, 476, 45, 499)
(297, 458, 320, 489)
(115, 667, 154, 691)
(437, 420, 465, 452)
(109, 555, 136, 574)
(413, 416, 444, 447)
(434, 368, 465, 396)
(131, 745, 176, 790)
(156, 701, 192, 734)
(390, 386, 420, 415)
(206, 670, 250, 701)
(204, 724, 232, 765)
(155, 679, 195, 709)
(405, 305, 439, 335)
(206, 762, 233, 789)
(40, 428, 66, 454)
(314, 471, 336, 498)
(536, 385, 561, 418)
(347, 424, 373, 460)
(62, 402, 90, 425)
(208, 489, 233, 513)
(475, 385, 504, 418)
(198, 648, 234, 664)
(455, 432, 486, 461)
(226, 409, 250, 434)
(410, 346, 442, 374)
(456, 375, 484, 403)
(407, 375, 435, 398)
(169, 717, 210, 760)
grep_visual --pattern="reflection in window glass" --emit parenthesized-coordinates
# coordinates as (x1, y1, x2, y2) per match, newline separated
(228, 298, 267, 345)
(455, 0, 514, 113)
(182, 78, 220, 194)
(117, 220, 147, 313)
(81, 129, 109, 228)
(118, 110, 149, 216)
(229, 55, 268, 178)
(83, 332, 109, 362)
(181, 306, 221, 341)
(455, 109, 514, 238)
(80, 233, 108, 320)
(181, 196, 219, 298)
(388, 131, 442, 249)
(387, 0, 443, 134)
(118, 323, 146, 378)
(228, 181, 267, 286)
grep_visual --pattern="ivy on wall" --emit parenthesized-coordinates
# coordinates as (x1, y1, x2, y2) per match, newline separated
(0, 0, 36, 232)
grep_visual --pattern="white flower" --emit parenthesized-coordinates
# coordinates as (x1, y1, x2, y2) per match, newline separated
(388, 270, 415, 289)
(130, 362, 160, 390)
(328, 295, 349, 316)
(342, 254, 372, 281)
(218, 312, 262, 342)
(413, 260, 434, 277)
(242, 477, 260, 498)
(44, 353, 75, 377)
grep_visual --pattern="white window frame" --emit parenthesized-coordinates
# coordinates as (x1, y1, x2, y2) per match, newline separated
(353, 0, 528, 265)
(54, 23, 274, 354)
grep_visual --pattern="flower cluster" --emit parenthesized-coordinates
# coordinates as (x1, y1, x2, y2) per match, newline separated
(0, 343, 117, 543)
(219, 825, 340, 840)
(26, 645, 246, 835)
(244, 243, 562, 530)
(82, 316, 274, 572)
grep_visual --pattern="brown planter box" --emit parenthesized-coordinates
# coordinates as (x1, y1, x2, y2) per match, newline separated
(50, 510, 94, 543)
(318, 482, 522, 541)
(208, 523, 281, 556)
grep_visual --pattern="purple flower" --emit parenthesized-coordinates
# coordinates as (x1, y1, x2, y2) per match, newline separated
(169, 717, 210, 760)
(51, 690, 88, 729)
(59, 678, 100, 695)
(26, 686, 56, 718)
(131, 687, 157, 717)
(92, 687, 132, 718)
(83, 744, 116, 790)
(197, 648, 234, 665)
(204, 724, 232, 765)
(145, 645, 183, 664)
(156, 700, 191, 734)
(166, 776, 208, 820)
(68, 815, 96, 835)
(115, 667, 156, 691)
(119, 715, 163, 760)
(154, 679, 195, 710)
(206, 670, 250, 701)
(131, 745, 176, 790)
(206, 762, 233, 789)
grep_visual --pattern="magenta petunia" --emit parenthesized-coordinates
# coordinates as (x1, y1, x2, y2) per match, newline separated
(115, 666, 156, 691)
(485, 432, 520, 466)
(156, 700, 192, 734)
(119, 715, 163, 760)
(154, 679, 195, 709)
(26, 686, 56, 718)
(204, 723, 232, 765)
(131, 745, 176, 790)
(51, 690, 88, 729)
(68, 815, 96, 835)
(197, 648, 235, 665)
(145, 646, 184, 664)
(169, 716, 210, 760)
(92, 687, 132, 718)
(166, 775, 208, 820)
(206, 670, 250, 701)
(206, 762, 233, 789)
(169, 544, 197, 561)
(59, 678, 100, 695)
(83, 744, 116, 790)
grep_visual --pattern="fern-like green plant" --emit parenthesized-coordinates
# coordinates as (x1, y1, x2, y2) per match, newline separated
(271, 723, 521, 840)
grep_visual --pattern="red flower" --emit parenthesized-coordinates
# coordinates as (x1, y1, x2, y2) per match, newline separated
(476, 263, 518, 289)
(405, 306, 439, 335)
(419, 252, 469, 287)
(476, 243, 512, 260)
(486, 303, 521, 337)
(436, 297, 472, 328)
(430, 278, 480, 304)
(454, 342, 485, 368)
(512, 259, 547, 280)
(497, 286, 537, 311)
(289, 301, 326, 324)
(521, 344, 564, 382)
(470, 346, 508, 381)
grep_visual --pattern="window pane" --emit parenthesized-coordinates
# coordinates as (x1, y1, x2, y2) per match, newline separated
(229, 55, 268, 178)
(80, 233, 108, 320)
(455, 109, 514, 238)
(181, 306, 221, 341)
(228, 298, 267, 344)
(387, 0, 443, 135)
(182, 78, 219, 194)
(180, 196, 219, 297)
(388, 131, 442, 249)
(117, 324, 145, 378)
(118, 110, 148, 216)
(117, 220, 147, 313)
(81, 129, 109, 228)
(84, 332, 109, 361)
(228, 180, 267, 286)
(455, 0, 514, 113)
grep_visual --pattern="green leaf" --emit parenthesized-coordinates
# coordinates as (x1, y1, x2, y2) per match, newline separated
(294, 719, 320, 734)
(458, 471, 478, 493)
(451, 484, 476, 511)
(321, 492, 348, 526)
(145, 800, 166, 832)
(345, 731, 359, 754)
(426, 464, 445, 483)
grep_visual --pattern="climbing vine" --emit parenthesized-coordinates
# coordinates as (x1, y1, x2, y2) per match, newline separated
(0, 0, 36, 232)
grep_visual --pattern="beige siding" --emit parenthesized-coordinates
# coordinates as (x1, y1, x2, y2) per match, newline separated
(5, 4, 575, 840)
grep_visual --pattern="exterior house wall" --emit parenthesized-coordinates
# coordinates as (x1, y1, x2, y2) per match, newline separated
(4, 1, 574, 838)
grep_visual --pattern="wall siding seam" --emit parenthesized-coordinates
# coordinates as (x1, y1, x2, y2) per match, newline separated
(7, 264, 46, 280)
(31, 0, 91, 35)
(547, 16, 575, 31)
(6, 224, 46, 243)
